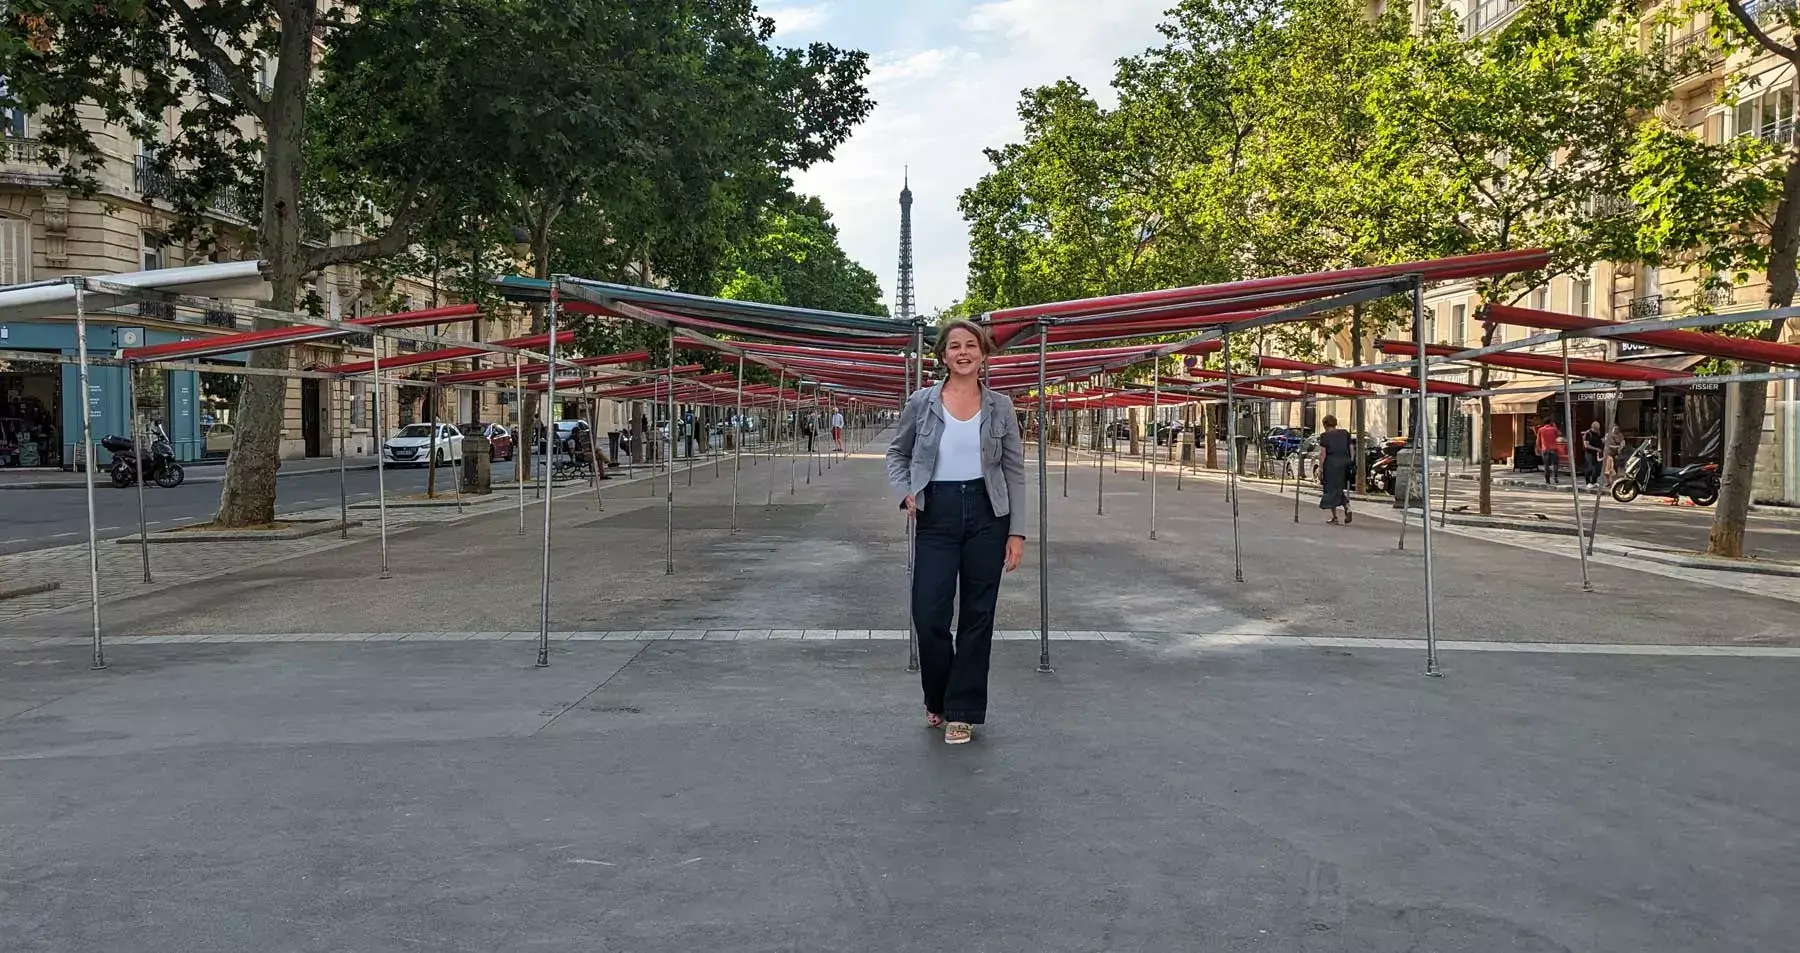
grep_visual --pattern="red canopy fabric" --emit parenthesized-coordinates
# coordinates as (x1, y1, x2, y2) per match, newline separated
(1256, 355, 1479, 395)
(1484, 304, 1800, 367)
(123, 304, 482, 362)
(322, 330, 575, 375)
(1374, 340, 1689, 383)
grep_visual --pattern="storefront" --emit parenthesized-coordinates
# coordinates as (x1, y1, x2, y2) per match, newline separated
(0, 319, 207, 469)
(0, 353, 62, 468)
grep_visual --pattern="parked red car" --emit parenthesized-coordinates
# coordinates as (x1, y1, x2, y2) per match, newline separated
(460, 422, 515, 462)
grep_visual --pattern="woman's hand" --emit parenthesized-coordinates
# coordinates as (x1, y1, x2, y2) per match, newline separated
(902, 494, 917, 519)
(1004, 535, 1024, 572)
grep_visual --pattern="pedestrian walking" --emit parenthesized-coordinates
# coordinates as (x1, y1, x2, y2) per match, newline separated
(1603, 424, 1626, 482)
(1582, 421, 1605, 489)
(1316, 414, 1353, 525)
(1536, 417, 1562, 485)
(830, 407, 846, 451)
(886, 320, 1028, 746)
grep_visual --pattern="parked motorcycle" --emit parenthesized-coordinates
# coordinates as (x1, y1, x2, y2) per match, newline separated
(1610, 441, 1717, 506)
(102, 424, 185, 489)
(1364, 436, 1407, 495)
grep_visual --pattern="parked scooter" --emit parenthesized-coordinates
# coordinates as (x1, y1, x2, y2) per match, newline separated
(1365, 435, 1407, 495)
(1609, 440, 1717, 506)
(102, 424, 185, 489)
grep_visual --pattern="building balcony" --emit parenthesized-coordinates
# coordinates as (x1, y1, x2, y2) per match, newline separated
(1627, 294, 1663, 320)
(0, 135, 62, 184)
(1666, 31, 1725, 85)
(1461, 0, 1527, 36)
(134, 155, 171, 197)
(1742, 0, 1798, 24)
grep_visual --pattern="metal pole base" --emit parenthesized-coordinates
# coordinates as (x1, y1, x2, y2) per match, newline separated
(1149, 530, 1157, 541)
(1424, 667, 1444, 678)
(536, 653, 549, 669)
(1036, 663, 1055, 674)
(90, 658, 107, 671)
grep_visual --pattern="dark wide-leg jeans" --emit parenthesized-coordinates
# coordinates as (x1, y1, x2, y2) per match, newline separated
(912, 479, 1008, 724)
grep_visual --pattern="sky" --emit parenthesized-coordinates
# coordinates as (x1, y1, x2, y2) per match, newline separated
(771, 0, 1174, 317)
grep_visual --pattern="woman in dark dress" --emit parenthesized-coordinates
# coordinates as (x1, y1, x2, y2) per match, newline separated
(1316, 415, 1353, 525)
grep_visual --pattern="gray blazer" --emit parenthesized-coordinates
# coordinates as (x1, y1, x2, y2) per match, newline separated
(885, 383, 1029, 537)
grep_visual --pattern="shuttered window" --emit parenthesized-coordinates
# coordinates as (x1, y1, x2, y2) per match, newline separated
(0, 217, 29, 286)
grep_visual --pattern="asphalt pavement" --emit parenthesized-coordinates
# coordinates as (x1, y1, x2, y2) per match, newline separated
(0, 466, 441, 555)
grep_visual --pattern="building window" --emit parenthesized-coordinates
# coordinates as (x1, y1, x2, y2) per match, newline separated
(350, 381, 366, 428)
(1733, 84, 1796, 145)
(1531, 287, 1549, 311)
(141, 232, 168, 271)
(0, 217, 29, 285)
(1572, 273, 1593, 317)
(1451, 304, 1467, 346)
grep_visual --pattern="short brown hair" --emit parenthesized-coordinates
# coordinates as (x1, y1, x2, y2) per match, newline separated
(1322, 414, 1338, 429)
(934, 320, 997, 364)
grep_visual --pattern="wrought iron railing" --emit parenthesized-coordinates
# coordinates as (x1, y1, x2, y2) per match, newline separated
(134, 155, 170, 197)
(1627, 294, 1663, 319)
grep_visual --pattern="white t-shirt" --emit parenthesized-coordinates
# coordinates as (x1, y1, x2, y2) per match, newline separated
(932, 408, 984, 481)
(830, 412, 844, 429)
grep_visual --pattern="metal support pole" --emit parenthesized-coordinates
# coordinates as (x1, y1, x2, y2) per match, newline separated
(1062, 406, 1070, 498)
(666, 332, 676, 575)
(790, 384, 799, 496)
(537, 282, 562, 668)
(127, 361, 150, 582)
(587, 386, 605, 514)
(371, 334, 391, 580)
(1226, 332, 1244, 583)
(907, 327, 923, 674)
(769, 369, 785, 506)
(73, 280, 105, 670)
(442, 387, 464, 515)
(1414, 279, 1442, 677)
(733, 354, 744, 534)
(1293, 381, 1306, 525)
(1561, 342, 1594, 592)
(1149, 360, 1160, 541)
(337, 377, 349, 539)
(515, 358, 526, 534)
(1097, 402, 1106, 516)
(1397, 463, 1414, 551)
(1036, 324, 1053, 674)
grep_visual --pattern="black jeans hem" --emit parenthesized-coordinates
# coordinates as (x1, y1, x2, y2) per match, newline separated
(943, 711, 987, 725)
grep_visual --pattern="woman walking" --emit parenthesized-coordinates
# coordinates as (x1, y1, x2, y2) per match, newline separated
(1316, 415, 1353, 525)
(886, 321, 1028, 745)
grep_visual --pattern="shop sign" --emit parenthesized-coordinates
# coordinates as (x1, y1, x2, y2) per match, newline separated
(1574, 392, 1620, 402)
(1688, 381, 1721, 391)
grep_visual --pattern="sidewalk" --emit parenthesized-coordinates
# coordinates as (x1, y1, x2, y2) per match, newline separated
(0, 455, 381, 489)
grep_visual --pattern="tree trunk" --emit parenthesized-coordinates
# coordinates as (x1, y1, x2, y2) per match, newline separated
(214, 1, 316, 528)
(1709, 154, 1800, 556)
(1128, 407, 1142, 456)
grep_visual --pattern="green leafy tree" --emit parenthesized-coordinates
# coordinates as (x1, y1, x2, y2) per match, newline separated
(1365, 0, 1672, 514)
(1628, 0, 1799, 556)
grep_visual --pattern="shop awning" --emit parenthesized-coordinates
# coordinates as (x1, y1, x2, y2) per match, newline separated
(1483, 388, 1557, 415)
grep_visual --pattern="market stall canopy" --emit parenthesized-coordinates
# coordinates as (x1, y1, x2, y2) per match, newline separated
(1485, 304, 1800, 367)
(122, 303, 482, 363)
(319, 330, 577, 376)
(1256, 355, 1481, 395)
(1375, 340, 1692, 383)
(0, 261, 270, 323)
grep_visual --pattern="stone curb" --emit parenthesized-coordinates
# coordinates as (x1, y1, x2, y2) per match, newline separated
(0, 462, 381, 490)
(114, 518, 363, 544)
(0, 580, 61, 601)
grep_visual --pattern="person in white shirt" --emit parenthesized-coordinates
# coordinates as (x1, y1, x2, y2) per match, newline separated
(830, 408, 846, 451)
(884, 320, 1028, 746)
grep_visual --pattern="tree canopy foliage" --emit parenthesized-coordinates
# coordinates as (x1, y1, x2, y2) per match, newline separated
(0, 0, 872, 525)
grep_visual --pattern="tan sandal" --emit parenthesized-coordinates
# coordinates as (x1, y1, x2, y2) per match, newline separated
(944, 722, 974, 745)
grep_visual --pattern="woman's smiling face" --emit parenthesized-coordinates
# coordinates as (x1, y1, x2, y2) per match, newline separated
(942, 327, 985, 379)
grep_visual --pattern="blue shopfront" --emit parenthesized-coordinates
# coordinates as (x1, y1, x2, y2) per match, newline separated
(0, 320, 213, 470)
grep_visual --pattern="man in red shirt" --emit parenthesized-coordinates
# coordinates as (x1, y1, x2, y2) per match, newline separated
(1535, 417, 1562, 485)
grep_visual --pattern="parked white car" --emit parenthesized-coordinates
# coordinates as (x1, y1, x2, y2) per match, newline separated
(381, 423, 464, 468)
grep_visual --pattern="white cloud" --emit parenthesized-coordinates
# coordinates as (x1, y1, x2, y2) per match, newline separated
(762, 3, 831, 36)
(791, 0, 1170, 316)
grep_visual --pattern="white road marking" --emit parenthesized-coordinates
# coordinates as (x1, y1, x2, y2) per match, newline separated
(567, 859, 616, 866)
(49, 532, 76, 538)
